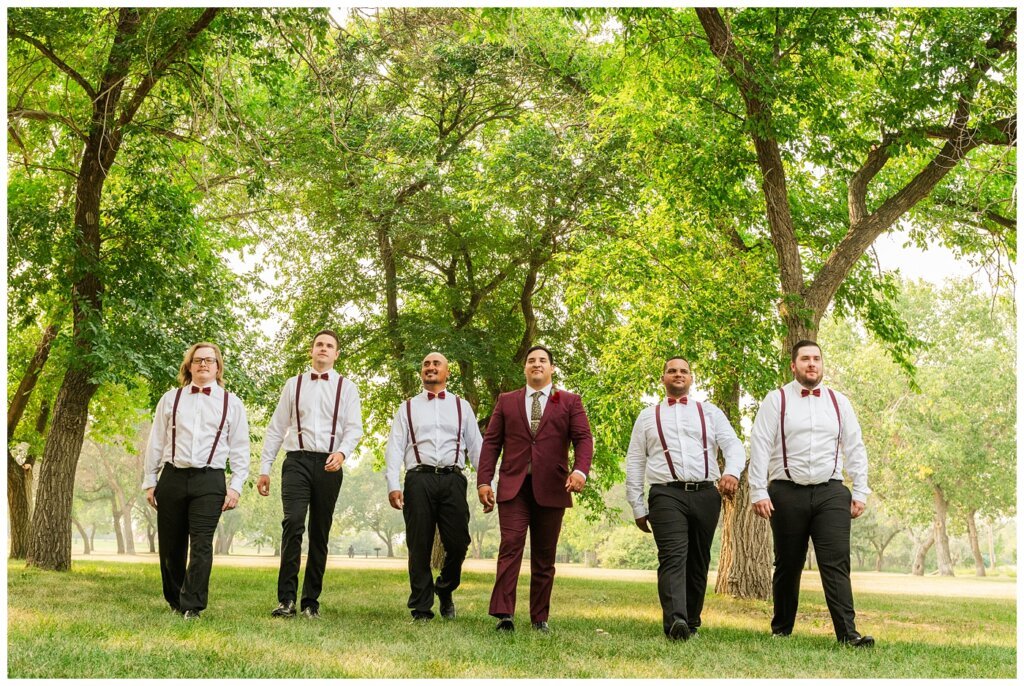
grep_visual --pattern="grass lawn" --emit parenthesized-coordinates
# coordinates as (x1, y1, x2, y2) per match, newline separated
(7, 559, 1016, 678)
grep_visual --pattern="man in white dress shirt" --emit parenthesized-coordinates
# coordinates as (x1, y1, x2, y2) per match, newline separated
(143, 342, 250, 620)
(257, 329, 363, 618)
(625, 357, 744, 640)
(749, 340, 874, 647)
(385, 352, 482, 622)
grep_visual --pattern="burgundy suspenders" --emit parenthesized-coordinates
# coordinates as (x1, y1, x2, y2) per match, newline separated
(295, 373, 305, 449)
(779, 386, 842, 480)
(654, 401, 709, 481)
(406, 394, 463, 466)
(295, 372, 345, 452)
(170, 387, 229, 465)
(328, 376, 344, 453)
(207, 391, 230, 465)
(170, 387, 184, 461)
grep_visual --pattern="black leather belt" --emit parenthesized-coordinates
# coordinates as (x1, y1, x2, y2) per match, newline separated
(660, 480, 716, 492)
(409, 465, 462, 474)
(166, 464, 223, 473)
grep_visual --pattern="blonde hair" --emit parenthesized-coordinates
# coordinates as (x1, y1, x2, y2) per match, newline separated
(177, 342, 225, 387)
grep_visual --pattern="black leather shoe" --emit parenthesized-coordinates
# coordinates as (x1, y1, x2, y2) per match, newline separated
(183, 610, 201, 620)
(668, 618, 691, 641)
(531, 621, 550, 633)
(301, 606, 320, 619)
(439, 595, 456, 620)
(495, 617, 515, 632)
(271, 600, 296, 618)
(842, 632, 875, 648)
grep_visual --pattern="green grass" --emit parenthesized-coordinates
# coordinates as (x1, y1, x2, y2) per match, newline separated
(7, 560, 1016, 678)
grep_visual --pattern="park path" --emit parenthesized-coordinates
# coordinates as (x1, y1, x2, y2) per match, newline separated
(71, 552, 1015, 599)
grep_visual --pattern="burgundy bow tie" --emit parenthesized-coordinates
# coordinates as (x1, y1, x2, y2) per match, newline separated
(191, 385, 211, 395)
(310, 372, 329, 381)
(667, 396, 688, 406)
(427, 391, 446, 400)
(801, 388, 821, 397)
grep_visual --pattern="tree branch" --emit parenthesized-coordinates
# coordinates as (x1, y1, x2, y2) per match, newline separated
(118, 8, 221, 127)
(7, 25, 97, 100)
(8, 107, 87, 141)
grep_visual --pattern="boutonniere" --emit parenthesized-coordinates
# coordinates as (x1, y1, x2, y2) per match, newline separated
(550, 389, 560, 404)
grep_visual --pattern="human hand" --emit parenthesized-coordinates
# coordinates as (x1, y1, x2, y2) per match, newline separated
(222, 488, 240, 512)
(478, 484, 495, 513)
(325, 452, 345, 472)
(752, 498, 774, 520)
(718, 475, 739, 498)
(388, 490, 404, 510)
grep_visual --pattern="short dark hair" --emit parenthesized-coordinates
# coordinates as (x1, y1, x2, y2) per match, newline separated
(524, 344, 554, 365)
(312, 329, 340, 347)
(791, 339, 821, 362)
(663, 356, 691, 373)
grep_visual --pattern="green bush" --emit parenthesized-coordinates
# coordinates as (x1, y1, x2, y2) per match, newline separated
(598, 527, 659, 569)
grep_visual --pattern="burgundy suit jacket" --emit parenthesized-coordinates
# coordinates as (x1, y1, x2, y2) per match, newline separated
(477, 387, 594, 509)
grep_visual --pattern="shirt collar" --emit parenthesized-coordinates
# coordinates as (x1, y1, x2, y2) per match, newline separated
(527, 383, 552, 397)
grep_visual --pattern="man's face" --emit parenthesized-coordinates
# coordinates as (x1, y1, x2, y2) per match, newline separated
(190, 347, 218, 386)
(310, 334, 340, 368)
(661, 358, 692, 398)
(791, 344, 824, 388)
(420, 353, 450, 388)
(524, 349, 553, 388)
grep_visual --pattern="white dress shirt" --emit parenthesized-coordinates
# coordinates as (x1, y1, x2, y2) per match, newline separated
(260, 368, 363, 475)
(142, 382, 251, 493)
(384, 389, 483, 492)
(748, 380, 870, 505)
(625, 397, 746, 519)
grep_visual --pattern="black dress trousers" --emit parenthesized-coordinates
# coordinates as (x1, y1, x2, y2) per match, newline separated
(646, 483, 722, 635)
(402, 469, 471, 618)
(155, 465, 225, 613)
(768, 479, 858, 640)
(277, 451, 344, 611)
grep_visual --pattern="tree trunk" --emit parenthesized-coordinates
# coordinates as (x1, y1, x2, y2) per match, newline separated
(715, 476, 772, 599)
(932, 484, 954, 576)
(27, 367, 99, 570)
(71, 516, 91, 555)
(89, 525, 96, 551)
(146, 523, 156, 553)
(912, 529, 934, 575)
(987, 522, 997, 571)
(8, 451, 32, 559)
(111, 496, 125, 554)
(965, 510, 985, 577)
(713, 379, 772, 600)
(120, 501, 136, 555)
(875, 550, 884, 572)
(7, 326, 58, 560)
(430, 529, 444, 568)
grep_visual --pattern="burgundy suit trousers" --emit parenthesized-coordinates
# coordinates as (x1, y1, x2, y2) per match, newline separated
(489, 476, 565, 622)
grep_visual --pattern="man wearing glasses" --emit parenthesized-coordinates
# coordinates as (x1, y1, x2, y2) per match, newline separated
(143, 342, 251, 619)
(258, 330, 363, 618)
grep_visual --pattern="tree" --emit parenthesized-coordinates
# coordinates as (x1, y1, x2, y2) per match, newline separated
(337, 455, 405, 558)
(8, 8, 274, 570)
(595, 5, 1015, 597)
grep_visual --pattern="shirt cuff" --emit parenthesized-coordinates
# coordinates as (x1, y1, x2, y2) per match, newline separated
(572, 469, 587, 481)
(228, 475, 245, 493)
(141, 475, 158, 490)
(722, 469, 742, 480)
(750, 487, 769, 504)
(631, 503, 649, 519)
(852, 489, 870, 504)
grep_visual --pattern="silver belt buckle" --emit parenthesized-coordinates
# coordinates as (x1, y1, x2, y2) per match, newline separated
(684, 482, 699, 492)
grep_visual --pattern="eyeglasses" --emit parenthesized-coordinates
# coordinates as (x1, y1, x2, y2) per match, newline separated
(191, 357, 218, 367)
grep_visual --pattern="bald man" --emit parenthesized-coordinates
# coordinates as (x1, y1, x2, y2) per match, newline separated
(385, 353, 482, 622)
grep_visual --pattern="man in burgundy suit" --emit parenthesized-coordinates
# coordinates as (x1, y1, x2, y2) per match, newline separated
(477, 345, 594, 633)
